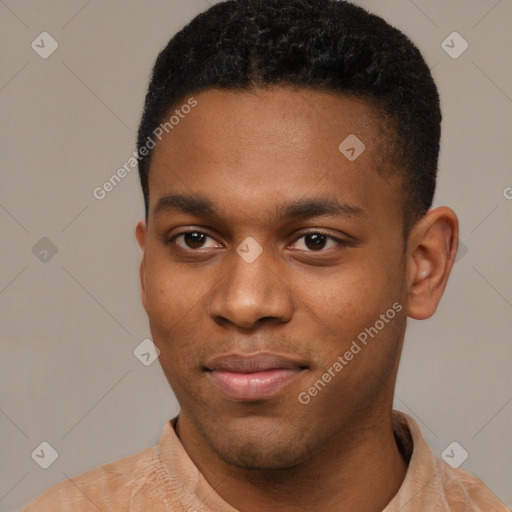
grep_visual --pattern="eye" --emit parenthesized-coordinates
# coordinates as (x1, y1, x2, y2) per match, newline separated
(165, 230, 348, 253)
(290, 232, 346, 252)
(169, 230, 221, 250)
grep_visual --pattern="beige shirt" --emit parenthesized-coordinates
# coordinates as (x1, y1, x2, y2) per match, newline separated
(21, 410, 509, 511)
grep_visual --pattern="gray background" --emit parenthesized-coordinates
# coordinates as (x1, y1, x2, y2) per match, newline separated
(1, 0, 511, 509)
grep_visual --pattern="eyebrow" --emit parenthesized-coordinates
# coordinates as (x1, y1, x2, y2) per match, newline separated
(153, 193, 366, 222)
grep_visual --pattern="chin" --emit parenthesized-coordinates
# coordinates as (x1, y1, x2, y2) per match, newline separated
(215, 439, 307, 470)
(202, 417, 313, 471)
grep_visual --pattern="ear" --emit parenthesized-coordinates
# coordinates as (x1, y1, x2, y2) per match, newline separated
(405, 206, 459, 320)
(135, 219, 148, 314)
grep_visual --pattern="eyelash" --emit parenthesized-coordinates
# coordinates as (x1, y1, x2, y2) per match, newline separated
(163, 229, 349, 253)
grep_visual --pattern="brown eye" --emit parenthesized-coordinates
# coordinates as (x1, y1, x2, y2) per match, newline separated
(183, 232, 207, 249)
(168, 230, 221, 251)
(291, 232, 345, 252)
(304, 233, 328, 250)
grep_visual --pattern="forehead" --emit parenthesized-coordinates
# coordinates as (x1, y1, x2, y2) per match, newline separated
(148, 87, 399, 225)
(153, 87, 386, 161)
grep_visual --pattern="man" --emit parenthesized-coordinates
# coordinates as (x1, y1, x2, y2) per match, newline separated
(22, 0, 509, 510)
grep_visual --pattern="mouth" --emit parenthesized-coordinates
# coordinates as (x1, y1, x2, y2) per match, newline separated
(204, 353, 308, 401)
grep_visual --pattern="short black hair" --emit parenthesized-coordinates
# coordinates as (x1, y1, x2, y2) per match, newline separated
(137, 0, 441, 236)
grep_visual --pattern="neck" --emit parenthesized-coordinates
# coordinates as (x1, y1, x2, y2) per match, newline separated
(176, 409, 408, 512)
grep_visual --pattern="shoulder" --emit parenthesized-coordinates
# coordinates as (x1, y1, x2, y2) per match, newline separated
(391, 411, 510, 511)
(20, 445, 163, 511)
(438, 461, 510, 511)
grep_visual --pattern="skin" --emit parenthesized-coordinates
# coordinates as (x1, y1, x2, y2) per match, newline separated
(135, 87, 459, 512)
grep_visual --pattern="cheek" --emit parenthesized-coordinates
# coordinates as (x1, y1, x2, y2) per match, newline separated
(144, 264, 202, 364)
(144, 253, 200, 326)
(309, 261, 402, 329)
(296, 255, 406, 380)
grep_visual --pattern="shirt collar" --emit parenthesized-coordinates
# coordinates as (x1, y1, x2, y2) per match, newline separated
(155, 411, 440, 511)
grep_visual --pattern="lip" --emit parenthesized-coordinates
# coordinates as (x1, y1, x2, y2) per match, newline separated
(205, 352, 307, 401)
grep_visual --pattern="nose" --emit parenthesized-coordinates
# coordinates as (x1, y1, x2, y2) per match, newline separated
(207, 246, 294, 330)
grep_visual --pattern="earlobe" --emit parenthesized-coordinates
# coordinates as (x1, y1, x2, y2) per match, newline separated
(135, 219, 149, 314)
(406, 207, 459, 320)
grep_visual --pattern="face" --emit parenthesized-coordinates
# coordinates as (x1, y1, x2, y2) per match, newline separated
(136, 87, 411, 470)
